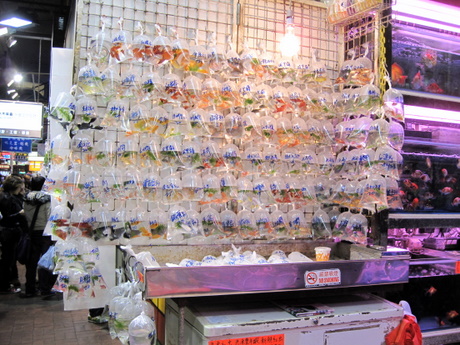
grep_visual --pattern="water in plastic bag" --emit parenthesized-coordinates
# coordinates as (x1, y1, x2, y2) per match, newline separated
(388, 120, 405, 152)
(332, 210, 352, 238)
(373, 144, 402, 180)
(360, 174, 388, 212)
(367, 118, 389, 149)
(345, 213, 368, 244)
(237, 209, 257, 240)
(50, 91, 76, 123)
(128, 312, 156, 345)
(383, 87, 405, 123)
(311, 208, 332, 239)
(386, 177, 403, 210)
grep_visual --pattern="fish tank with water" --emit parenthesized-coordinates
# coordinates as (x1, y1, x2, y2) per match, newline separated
(391, 22, 460, 213)
(391, 23, 460, 99)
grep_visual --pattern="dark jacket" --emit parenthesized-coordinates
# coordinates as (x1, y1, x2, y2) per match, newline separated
(0, 192, 28, 232)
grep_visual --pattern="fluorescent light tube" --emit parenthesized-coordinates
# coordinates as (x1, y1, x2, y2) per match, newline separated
(393, 14, 460, 34)
(393, 0, 460, 33)
(0, 17, 32, 28)
(405, 105, 460, 125)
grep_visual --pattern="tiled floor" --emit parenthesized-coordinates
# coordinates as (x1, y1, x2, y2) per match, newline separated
(0, 265, 120, 345)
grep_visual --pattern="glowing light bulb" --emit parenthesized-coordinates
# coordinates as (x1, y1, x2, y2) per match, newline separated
(280, 25, 300, 57)
(13, 73, 23, 83)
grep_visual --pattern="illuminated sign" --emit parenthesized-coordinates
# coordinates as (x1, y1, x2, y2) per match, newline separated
(0, 101, 43, 138)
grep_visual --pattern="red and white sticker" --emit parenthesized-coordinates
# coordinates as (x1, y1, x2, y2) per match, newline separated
(209, 334, 284, 345)
(304, 269, 341, 287)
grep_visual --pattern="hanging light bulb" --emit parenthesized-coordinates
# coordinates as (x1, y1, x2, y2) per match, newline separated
(13, 73, 23, 83)
(279, 9, 300, 57)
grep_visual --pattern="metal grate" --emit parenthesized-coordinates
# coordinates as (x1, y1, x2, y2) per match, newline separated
(77, 0, 235, 69)
(239, 0, 340, 79)
(76, 0, 339, 78)
(343, 16, 377, 62)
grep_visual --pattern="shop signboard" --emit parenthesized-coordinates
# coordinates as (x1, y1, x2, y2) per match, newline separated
(1, 138, 33, 153)
(0, 100, 43, 138)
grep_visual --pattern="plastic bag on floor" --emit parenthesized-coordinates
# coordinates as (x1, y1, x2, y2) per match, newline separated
(128, 311, 156, 345)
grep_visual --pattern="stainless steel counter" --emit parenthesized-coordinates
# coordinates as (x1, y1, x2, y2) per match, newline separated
(140, 242, 410, 298)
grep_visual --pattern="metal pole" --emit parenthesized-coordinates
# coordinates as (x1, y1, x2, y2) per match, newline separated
(177, 299, 187, 345)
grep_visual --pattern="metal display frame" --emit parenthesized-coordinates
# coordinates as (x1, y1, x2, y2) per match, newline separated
(71, 0, 412, 298)
(70, 1, 419, 343)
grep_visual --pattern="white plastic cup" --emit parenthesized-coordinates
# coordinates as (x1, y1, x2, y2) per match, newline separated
(315, 246, 331, 261)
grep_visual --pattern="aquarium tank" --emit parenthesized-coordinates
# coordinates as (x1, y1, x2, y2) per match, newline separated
(391, 23, 460, 99)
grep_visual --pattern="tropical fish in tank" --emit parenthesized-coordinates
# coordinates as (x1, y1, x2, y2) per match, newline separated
(426, 82, 444, 94)
(411, 70, 424, 90)
(391, 62, 408, 86)
(391, 23, 460, 97)
(422, 49, 437, 68)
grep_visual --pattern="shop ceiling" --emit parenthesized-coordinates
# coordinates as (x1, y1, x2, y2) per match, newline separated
(0, 0, 72, 105)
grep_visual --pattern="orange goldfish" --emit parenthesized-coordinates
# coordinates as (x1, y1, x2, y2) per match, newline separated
(447, 310, 459, 319)
(391, 63, 408, 86)
(412, 71, 424, 90)
(426, 286, 437, 296)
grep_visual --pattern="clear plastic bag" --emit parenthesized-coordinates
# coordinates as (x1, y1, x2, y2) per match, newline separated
(360, 174, 388, 212)
(37, 245, 56, 272)
(344, 213, 368, 244)
(311, 208, 332, 239)
(109, 18, 132, 64)
(77, 59, 104, 95)
(200, 207, 224, 239)
(50, 91, 76, 123)
(332, 210, 352, 238)
(128, 312, 156, 345)
(383, 82, 405, 123)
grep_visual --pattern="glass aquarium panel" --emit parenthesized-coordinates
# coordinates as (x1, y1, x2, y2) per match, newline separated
(392, 23, 460, 98)
(398, 153, 460, 213)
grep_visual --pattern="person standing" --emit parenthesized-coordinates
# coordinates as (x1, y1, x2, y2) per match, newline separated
(9, 174, 27, 291)
(21, 176, 56, 298)
(0, 175, 28, 294)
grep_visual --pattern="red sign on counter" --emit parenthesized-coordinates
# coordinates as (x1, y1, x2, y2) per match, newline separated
(208, 334, 284, 345)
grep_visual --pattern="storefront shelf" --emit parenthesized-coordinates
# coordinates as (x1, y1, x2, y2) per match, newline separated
(144, 256, 409, 298)
(388, 213, 460, 229)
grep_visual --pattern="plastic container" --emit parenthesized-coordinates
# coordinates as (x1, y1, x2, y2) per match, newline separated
(314, 246, 331, 261)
